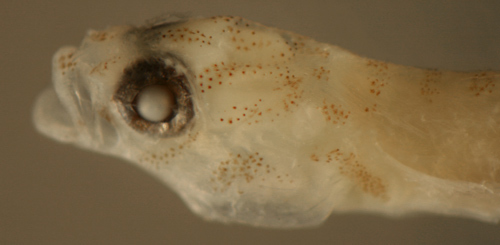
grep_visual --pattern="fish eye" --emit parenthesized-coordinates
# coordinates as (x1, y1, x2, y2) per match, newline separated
(113, 57, 193, 137)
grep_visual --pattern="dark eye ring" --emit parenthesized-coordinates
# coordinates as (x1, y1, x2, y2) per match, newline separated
(113, 57, 193, 137)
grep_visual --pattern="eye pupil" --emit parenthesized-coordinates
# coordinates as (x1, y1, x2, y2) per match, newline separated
(135, 85, 175, 122)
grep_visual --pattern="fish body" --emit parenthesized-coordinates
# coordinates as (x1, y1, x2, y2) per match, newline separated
(34, 16, 500, 228)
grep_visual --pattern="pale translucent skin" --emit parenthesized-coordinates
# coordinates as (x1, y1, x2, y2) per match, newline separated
(33, 16, 500, 228)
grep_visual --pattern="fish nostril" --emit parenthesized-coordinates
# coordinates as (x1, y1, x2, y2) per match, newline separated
(113, 56, 194, 137)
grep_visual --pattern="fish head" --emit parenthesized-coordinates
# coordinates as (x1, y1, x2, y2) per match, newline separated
(33, 16, 340, 228)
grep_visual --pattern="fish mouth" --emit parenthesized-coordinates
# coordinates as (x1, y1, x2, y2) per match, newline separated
(33, 82, 119, 150)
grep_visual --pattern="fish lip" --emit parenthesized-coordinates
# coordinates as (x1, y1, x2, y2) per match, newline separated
(33, 86, 78, 143)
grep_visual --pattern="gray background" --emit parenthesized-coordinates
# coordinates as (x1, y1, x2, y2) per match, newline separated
(2, 0, 500, 244)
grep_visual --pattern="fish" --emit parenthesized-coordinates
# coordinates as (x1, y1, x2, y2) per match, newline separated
(33, 16, 500, 228)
